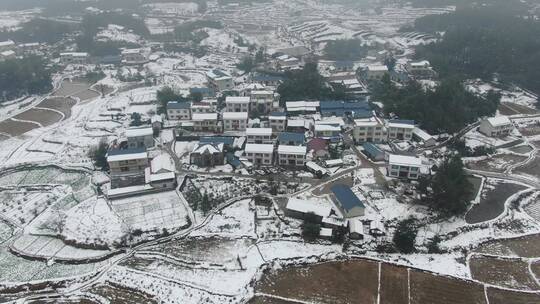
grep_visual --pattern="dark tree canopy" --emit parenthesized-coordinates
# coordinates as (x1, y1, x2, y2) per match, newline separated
(156, 86, 187, 114)
(0, 57, 52, 102)
(323, 39, 367, 61)
(413, 5, 540, 94)
(427, 156, 473, 216)
(0, 18, 75, 44)
(393, 218, 418, 254)
(372, 75, 499, 134)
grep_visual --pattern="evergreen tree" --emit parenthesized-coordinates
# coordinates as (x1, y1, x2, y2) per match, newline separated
(393, 218, 418, 254)
(429, 156, 473, 215)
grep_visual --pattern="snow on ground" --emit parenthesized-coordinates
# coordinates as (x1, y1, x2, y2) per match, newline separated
(62, 197, 126, 247)
(110, 191, 189, 234)
(369, 252, 470, 278)
(96, 24, 141, 44)
(175, 141, 198, 158)
(191, 199, 256, 238)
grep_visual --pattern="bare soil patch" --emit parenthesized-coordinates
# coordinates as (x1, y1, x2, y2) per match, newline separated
(13, 108, 62, 127)
(467, 154, 527, 173)
(473, 234, 540, 258)
(247, 296, 300, 304)
(469, 255, 540, 290)
(0, 118, 39, 136)
(530, 260, 540, 280)
(88, 283, 157, 304)
(38, 97, 77, 118)
(53, 81, 91, 97)
(256, 260, 379, 304)
(409, 270, 486, 304)
(516, 156, 540, 179)
(509, 145, 534, 154)
(499, 103, 538, 115)
(486, 287, 540, 304)
(380, 263, 408, 304)
(466, 182, 526, 224)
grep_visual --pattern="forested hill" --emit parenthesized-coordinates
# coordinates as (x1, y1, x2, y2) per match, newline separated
(412, 4, 540, 94)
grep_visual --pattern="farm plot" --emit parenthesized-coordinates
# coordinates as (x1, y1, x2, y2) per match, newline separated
(532, 260, 540, 280)
(466, 154, 527, 173)
(469, 255, 540, 290)
(255, 260, 379, 304)
(145, 236, 254, 265)
(409, 270, 486, 304)
(465, 181, 526, 224)
(487, 287, 540, 304)
(53, 80, 92, 97)
(38, 97, 77, 118)
(0, 190, 61, 227)
(380, 263, 408, 304)
(0, 221, 13, 244)
(190, 199, 255, 238)
(247, 296, 298, 304)
(110, 191, 189, 234)
(509, 144, 534, 154)
(499, 102, 539, 115)
(0, 167, 92, 191)
(473, 234, 540, 258)
(11, 234, 112, 261)
(516, 156, 540, 180)
(0, 134, 9, 141)
(0, 118, 40, 137)
(87, 283, 157, 304)
(524, 195, 540, 221)
(121, 256, 252, 294)
(13, 108, 63, 127)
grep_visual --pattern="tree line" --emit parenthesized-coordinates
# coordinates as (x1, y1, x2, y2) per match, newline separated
(0, 56, 52, 103)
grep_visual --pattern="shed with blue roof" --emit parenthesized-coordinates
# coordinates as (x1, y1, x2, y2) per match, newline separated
(362, 143, 385, 161)
(331, 184, 365, 218)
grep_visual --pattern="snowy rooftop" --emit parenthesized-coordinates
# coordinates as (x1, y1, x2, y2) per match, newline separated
(286, 198, 332, 218)
(388, 154, 423, 167)
(413, 127, 433, 141)
(245, 143, 274, 154)
(225, 96, 250, 104)
(246, 128, 272, 136)
(278, 145, 307, 155)
(223, 112, 248, 120)
(126, 127, 153, 138)
(251, 90, 274, 95)
(151, 154, 175, 174)
(486, 116, 512, 127)
(0, 40, 15, 47)
(367, 65, 388, 72)
(192, 113, 218, 121)
(193, 143, 224, 154)
(107, 149, 148, 162)
(60, 52, 88, 57)
(315, 124, 341, 132)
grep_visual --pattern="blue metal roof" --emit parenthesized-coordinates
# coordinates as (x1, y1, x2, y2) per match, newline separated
(320, 101, 371, 111)
(389, 119, 415, 125)
(190, 87, 213, 94)
(200, 136, 234, 146)
(331, 184, 365, 210)
(363, 143, 384, 156)
(107, 148, 146, 156)
(278, 132, 305, 143)
(226, 152, 241, 168)
(167, 101, 190, 109)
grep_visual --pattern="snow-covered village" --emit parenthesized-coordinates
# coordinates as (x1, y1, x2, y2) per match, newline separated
(1, 0, 540, 303)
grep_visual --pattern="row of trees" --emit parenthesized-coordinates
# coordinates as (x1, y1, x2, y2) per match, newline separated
(0, 56, 52, 103)
(0, 18, 75, 44)
(372, 75, 500, 134)
(323, 39, 368, 61)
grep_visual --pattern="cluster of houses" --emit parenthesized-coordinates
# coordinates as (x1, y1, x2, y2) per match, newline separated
(0, 39, 44, 61)
(60, 48, 150, 66)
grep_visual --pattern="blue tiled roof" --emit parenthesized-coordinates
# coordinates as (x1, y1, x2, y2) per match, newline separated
(200, 136, 234, 146)
(278, 132, 305, 143)
(107, 148, 146, 156)
(389, 119, 415, 125)
(269, 112, 287, 117)
(167, 101, 190, 109)
(331, 184, 365, 210)
(226, 152, 242, 168)
(363, 142, 384, 156)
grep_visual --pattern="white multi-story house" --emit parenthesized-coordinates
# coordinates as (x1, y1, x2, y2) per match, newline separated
(269, 112, 287, 132)
(225, 96, 250, 112)
(314, 124, 341, 140)
(245, 144, 274, 166)
(365, 65, 389, 81)
(0, 40, 15, 52)
(246, 128, 273, 144)
(222, 112, 248, 131)
(479, 116, 513, 137)
(167, 101, 191, 120)
(60, 52, 89, 65)
(192, 113, 221, 132)
(191, 102, 215, 114)
(353, 116, 387, 143)
(407, 60, 431, 73)
(121, 49, 147, 65)
(387, 120, 414, 141)
(250, 90, 277, 114)
(206, 69, 234, 92)
(107, 149, 149, 178)
(126, 127, 154, 149)
(387, 154, 423, 180)
(277, 145, 307, 167)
